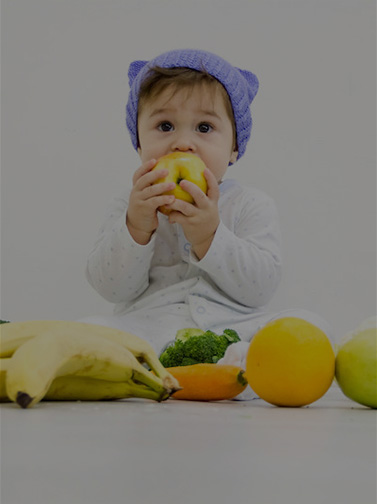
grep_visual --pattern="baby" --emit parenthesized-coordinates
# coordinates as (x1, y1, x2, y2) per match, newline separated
(83, 49, 331, 360)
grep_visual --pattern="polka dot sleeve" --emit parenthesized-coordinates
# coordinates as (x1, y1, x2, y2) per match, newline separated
(85, 192, 156, 303)
(189, 185, 282, 307)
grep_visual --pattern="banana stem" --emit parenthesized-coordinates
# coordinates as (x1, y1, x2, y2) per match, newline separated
(16, 392, 34, 409)
(131, 369, 168, 396)
(137, 352, 181, 393)
(126, 383, 170, 402)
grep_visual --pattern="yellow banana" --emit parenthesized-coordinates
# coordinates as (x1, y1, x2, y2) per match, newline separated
(6, 329, 169, 408)
(0, 320, 180, 392)
(1, 358, 167, 402)
(45, 376, 168, 401)
(0, 358, 10, 402)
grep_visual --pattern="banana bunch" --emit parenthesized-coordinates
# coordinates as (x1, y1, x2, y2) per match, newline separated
(0, 320, 181, 408)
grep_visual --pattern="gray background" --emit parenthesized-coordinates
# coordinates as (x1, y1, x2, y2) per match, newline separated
(1, 0, 376, 342)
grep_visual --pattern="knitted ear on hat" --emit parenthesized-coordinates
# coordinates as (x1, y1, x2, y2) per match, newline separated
(238, 68, 259, 102)
(128, 60, 148, 86)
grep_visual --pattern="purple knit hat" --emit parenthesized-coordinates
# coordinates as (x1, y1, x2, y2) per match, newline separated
(126, 49, 259, 161)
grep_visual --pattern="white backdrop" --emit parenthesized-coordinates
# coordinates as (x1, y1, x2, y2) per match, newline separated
(1, 0, 376, 342)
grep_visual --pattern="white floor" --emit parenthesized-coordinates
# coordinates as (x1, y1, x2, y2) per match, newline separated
(0, 384, 376, 504)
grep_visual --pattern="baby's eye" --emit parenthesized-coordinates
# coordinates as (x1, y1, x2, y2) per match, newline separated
(197, 122, 213, 133)
(158, 121, 174, 132)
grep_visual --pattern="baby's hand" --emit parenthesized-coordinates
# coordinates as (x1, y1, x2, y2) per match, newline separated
(126, 159, 176, 244)
(165, 168, 220, 259)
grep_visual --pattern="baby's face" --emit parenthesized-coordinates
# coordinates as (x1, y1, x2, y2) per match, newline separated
(137, 84, 238, 183)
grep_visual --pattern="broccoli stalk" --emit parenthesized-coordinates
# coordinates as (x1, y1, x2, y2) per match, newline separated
(159, 328, 241, 368)
(175, 328, 205, 342)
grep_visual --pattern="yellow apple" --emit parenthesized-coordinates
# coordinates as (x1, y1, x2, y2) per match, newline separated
(151, 152, 207, 215)
(335, 325, 377, 408)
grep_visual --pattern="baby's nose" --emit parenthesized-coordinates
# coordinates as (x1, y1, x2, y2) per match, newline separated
(171, 133, 195, 152)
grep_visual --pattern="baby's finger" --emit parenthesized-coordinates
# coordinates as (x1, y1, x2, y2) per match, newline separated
(203, 168, 220, 201)
(138, 168, 172, 190)
(165, 198, 196, 217)
(135, 167, 175, 194)
(178, 179, 208, 209)
(132, 159, 157, 185)
(142, 181, 176, 200)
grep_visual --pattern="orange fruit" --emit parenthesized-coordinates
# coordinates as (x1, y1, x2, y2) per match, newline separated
(245, 317, 335, 407)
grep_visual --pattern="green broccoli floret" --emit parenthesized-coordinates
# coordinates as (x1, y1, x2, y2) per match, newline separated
(159, 328, 241, 367)
(181, 333, 227, 363)
(181, 357, 200, 366)
(223, 328, 241, 344)
(159, 339, 186, 368)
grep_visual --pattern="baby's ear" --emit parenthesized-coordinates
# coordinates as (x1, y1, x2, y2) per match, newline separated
(128, 60, 148, 86)
(229, 149, 239, 165)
